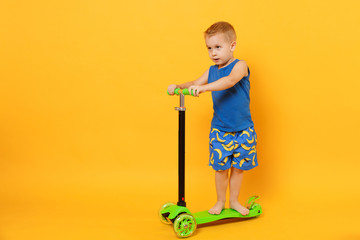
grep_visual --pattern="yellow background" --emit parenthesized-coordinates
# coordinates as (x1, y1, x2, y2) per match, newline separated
(1, 0, 360, 239)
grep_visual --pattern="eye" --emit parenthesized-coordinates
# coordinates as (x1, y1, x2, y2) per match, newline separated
(207, 47, 212, 50)
(216, 46, 221, 49)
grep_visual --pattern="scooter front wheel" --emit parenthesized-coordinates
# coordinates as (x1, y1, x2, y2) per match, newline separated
(173, 213, 197, 238)
(159, 202, 175, 224)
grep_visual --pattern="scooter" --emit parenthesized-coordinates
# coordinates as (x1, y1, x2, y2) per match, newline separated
(160, 88, 262, 238)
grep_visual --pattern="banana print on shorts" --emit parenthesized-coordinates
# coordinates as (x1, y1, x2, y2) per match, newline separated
(209, 126, 258, 171)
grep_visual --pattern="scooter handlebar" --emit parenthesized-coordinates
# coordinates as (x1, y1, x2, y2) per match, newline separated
(167, 88, 194, 96)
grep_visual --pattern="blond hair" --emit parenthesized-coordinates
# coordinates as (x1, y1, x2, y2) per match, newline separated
(204, 21, 237, 42)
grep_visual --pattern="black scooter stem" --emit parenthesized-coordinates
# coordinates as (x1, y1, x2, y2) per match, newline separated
(178, 110, 186, 206)
(176, 94, 186, 207)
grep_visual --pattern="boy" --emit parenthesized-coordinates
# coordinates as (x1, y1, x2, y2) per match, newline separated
(167, 22, 258, 215)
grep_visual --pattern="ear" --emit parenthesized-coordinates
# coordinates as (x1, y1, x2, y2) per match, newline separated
(230, 41, 237, 51)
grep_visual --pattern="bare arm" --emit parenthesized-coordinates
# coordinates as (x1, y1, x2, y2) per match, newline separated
(188, 61, 248, 96)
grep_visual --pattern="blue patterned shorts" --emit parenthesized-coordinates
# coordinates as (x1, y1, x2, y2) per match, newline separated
(209, 126, 258, 171)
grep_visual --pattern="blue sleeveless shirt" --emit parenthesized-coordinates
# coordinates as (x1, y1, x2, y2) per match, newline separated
(208, 59, 254, 132)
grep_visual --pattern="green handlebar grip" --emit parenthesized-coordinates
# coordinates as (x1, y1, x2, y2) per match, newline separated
(182, 88, 190, 95)
(167, 88, 194, 96)
(175, 88, 193, 96)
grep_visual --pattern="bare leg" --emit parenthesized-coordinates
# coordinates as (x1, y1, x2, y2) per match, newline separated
(229, 167, 249, 215)
(208, 169, 229, 215)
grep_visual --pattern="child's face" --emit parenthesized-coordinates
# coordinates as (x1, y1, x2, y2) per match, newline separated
(205, 33, 236, 68)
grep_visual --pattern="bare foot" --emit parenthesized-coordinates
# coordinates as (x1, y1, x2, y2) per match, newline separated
(208, 201, 225, 215)
(230, 201, 250, 216)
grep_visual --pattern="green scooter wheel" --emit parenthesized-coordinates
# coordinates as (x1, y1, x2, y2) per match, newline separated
(159, 202, 175, 224)
(173, 213, 197, 238)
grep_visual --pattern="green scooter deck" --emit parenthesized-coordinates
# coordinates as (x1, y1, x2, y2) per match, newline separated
(193, 203, 262, 225)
